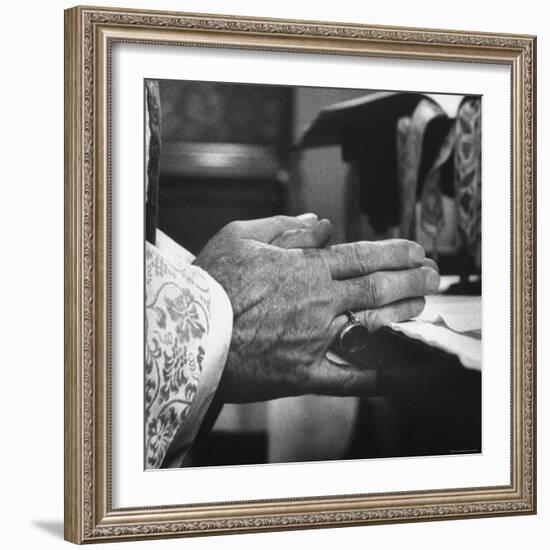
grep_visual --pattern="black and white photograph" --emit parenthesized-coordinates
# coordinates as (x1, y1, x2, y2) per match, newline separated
(59, 3, 537, 544)
(144, 79, 482, 470)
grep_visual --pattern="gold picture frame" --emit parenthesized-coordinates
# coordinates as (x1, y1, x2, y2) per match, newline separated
(64, 5, 536, 544)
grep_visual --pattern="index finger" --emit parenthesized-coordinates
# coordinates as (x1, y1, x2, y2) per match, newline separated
(271, 219, 333, 249)
(227, 214, 318, 243)
(318, 239, 425, 280)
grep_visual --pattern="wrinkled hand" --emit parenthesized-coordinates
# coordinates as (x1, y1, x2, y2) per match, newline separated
(194, 215, 439, 403)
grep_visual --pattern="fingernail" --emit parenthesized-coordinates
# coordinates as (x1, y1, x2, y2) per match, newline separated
(409, 243, 425, 264)
(426, 268, 440, 292)
(422, 257, 440, 272)
(297, 213, 318, 224)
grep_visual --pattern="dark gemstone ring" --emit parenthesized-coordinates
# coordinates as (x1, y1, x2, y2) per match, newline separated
(339, 311, 369, 353)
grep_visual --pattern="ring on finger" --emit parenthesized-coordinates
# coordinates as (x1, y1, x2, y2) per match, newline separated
(339, 310, 370, 353)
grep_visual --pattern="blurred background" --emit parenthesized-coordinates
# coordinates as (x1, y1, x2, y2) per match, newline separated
(147, 79, 482, 466)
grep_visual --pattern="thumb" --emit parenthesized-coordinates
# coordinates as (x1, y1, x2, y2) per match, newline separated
(233, 214, 319, 243)
(305, 355, 379, 397)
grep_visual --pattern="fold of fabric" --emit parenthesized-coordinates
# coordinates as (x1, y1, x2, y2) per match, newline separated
(397, 99, 446, 240)
(390, 320, 481, 371)
(391, 294, 481, 371)
(419, 123, 457, 259)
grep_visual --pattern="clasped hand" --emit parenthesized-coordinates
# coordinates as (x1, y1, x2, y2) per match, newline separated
(194, 214, 439, 402)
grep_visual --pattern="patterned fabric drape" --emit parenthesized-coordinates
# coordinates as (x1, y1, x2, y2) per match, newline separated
(145, 242, 212, 468)
(418, 125, 456, 260)
(396, 95, 481, 267)
(454, 97, 482, 270)
(396, 99, 445, 240)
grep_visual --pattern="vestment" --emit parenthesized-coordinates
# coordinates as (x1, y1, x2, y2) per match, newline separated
(145, 230, 233, 469)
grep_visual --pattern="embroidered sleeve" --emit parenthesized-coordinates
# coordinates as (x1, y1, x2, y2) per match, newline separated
(145, 237, 233, 469)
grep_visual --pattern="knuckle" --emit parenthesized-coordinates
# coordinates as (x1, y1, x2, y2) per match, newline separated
(223, 220, 243, 236)
(273, 214, 291, 226)
(272, 230, 293, 245)
(350, 242, 368, 274)
(366, 272, 384, 306)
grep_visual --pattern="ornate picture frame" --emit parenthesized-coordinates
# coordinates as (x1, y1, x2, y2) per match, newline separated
(64, 5, 536, 543)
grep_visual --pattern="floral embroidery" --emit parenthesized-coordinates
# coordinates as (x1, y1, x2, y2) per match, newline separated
(146, 406, 183, 468)
(165, 291, 206, 342)
(184, 381, 197, 404)
(144, 350, 159, 409)
(153, 306, 167, 329)
(144, 243, 211, 469)
(160, 342, 189, 403)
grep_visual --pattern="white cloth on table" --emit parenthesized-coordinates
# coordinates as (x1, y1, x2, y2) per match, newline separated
(391, 295, 481, 370)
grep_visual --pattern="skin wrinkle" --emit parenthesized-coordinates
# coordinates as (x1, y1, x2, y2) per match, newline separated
(322, 238, 420, 279)
(225, 261, 290, 399)
(368, 271, 383, 307)
(350, 241, 367, 276)
(193, 217, 438, 403)
(338, 266, 437, 312)
(251, 265, 330, 399)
